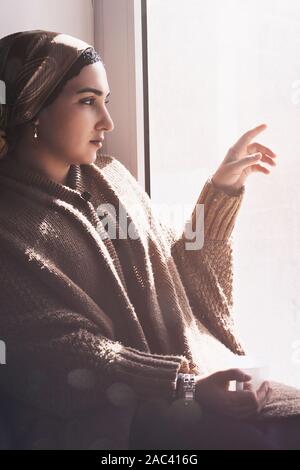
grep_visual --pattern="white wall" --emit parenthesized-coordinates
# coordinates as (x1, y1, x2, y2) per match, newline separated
(0, 0, 94, 45)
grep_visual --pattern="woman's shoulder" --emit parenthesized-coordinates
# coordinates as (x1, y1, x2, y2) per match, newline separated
(91, 152, 139, 187)
(93, 152, 127, 174)
(93, 152, 115, 167)
(85, 152, 151, 208)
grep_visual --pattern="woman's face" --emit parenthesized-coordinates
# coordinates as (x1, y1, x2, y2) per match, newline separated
(36, 61, 114, 165)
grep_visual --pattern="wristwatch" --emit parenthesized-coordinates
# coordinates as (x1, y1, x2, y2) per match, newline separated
(175, 372, 196, 401)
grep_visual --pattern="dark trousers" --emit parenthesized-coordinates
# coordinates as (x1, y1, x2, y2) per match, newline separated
(129, 398, 300, 450)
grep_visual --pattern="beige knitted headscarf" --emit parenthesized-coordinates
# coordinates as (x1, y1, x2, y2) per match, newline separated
(0, 29, 93, 158)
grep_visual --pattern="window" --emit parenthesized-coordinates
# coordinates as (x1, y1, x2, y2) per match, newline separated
(146, 0, 300, 387)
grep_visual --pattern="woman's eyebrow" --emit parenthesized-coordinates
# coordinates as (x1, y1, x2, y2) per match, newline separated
(76, 87, 111, 97)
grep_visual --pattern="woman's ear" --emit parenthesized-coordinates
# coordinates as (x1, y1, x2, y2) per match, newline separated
(32, 118, 39, 126)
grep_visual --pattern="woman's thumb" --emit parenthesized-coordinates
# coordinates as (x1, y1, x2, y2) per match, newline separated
(216, 368, 252, 383)
(233, 152, 262, 171)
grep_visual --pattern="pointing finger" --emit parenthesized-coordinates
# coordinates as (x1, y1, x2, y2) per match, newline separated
(233, 124, 268, 152)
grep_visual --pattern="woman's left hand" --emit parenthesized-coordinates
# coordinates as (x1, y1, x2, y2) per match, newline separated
(212, 124, 278, 193)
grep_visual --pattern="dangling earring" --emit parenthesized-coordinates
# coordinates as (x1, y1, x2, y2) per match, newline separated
(33, 122, 38, 139)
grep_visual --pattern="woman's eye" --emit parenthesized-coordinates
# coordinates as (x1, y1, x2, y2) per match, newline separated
(81, 98, 96, 105)
(80, 98, 110, 106)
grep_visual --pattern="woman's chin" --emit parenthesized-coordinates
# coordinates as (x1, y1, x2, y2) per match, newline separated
(87, 151, 98, 163)
(76, 152, 98, 165)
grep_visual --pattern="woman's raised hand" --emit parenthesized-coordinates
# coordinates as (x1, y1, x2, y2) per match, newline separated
(211, 124, 278, 194)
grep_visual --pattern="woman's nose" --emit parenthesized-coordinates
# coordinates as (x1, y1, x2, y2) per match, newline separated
(96, 111, 114, 133)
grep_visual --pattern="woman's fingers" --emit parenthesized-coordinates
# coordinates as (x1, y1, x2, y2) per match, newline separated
(223, 395, 259, 419)
(232, 124, 267, 153)
(221, 381, 273, 418)
(266, 387, 273, 403)
(250, 164, 270, 174)
(228, 390, 259, 408)
(247, 142, 277, 160)
(260, 154, 277, 166)
(256, 381, 272, 411)
(231, 152, 276, 175)
(243, 381, 254, 391)
(213, 368, 252, 384)
(231, 153, 262, 171)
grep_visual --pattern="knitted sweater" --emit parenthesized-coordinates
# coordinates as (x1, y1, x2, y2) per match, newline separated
(0, 153, 299, 449)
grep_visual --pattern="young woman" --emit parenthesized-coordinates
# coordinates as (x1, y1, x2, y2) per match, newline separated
(0, 29, 299, 450)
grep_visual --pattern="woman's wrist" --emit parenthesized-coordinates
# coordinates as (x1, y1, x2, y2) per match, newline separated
(210, 176, 245, 197)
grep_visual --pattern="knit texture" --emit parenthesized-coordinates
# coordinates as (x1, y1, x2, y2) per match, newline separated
(0, 153, 299, 448)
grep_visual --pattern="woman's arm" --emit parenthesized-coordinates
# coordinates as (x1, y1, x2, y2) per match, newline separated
(170, 124, 278, 355)
(170, 178, 246, 355)
(0, 252, 190, 419)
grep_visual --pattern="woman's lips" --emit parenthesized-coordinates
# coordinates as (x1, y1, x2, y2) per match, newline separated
(90, 141, 103, 148)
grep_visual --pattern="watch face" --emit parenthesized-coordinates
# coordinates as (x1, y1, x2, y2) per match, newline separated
(176, 373, 196, 401)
